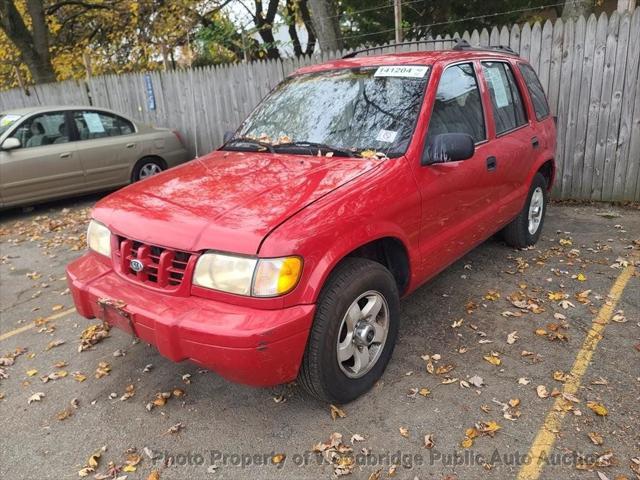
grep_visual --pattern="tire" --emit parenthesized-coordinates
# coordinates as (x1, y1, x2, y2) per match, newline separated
(299, 258, 400, 403)
(132, 158, 165, 182)
(502, 172, 549, 248)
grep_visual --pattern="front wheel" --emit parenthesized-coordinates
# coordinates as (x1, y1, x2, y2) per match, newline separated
(502, 172, 549, 248)
(298, 258, 399, 403)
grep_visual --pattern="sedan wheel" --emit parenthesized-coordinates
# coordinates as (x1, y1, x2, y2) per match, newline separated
(139, 162, 162, 179)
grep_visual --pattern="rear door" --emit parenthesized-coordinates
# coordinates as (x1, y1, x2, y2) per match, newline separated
(478, 60, 534, 223)
(0, 111, 83, 206)
(72, 110, 141, 189)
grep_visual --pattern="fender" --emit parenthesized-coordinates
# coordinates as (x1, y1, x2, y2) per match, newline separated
(259, 158, 422, 308)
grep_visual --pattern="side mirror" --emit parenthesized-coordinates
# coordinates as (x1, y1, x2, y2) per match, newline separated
(1, 137, 21, 151)
(422, 133, 475, 166)
(223, 131, 234, 143)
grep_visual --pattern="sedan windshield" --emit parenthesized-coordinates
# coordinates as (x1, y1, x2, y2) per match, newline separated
(230, 66, 430, 157)
(0, 114, 22, 136)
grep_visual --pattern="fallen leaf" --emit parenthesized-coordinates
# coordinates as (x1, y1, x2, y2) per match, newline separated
(399, 427, 409, 438)
(586, 401, 608, 416)
(469, 375, 484, 387)
(424, 434, 435, 449)
(507, 331, 519, 345)
(418, 387, 430, 397)
(27, 392, 45, 404)
(272, 453, 285, 465)
(484, 290, 500, 301)
(518, 377, 531, 385)
(483, 353, 501, 366)
(166, 422, 184, 434)
(536, 385, 549, 399)
(94, 362, 111, 379)
(146, 470, 160, 480)
(26, 369, 38, 377)
(588, 431, 604, 445)
(562, 392, 580, 403)
(330, 404, 346, 420)
(45, 339, 65, 350)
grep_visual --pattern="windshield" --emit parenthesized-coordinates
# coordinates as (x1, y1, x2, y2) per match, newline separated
(0, 114, 22, 136)
(230, 66, 430, 157)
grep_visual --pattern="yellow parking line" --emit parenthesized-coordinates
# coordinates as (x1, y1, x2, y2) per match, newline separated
(517, 262, 636, 480)
(0, 307, 76, 342)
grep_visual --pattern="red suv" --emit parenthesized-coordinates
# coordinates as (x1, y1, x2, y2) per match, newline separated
(67, 45, 556, 403)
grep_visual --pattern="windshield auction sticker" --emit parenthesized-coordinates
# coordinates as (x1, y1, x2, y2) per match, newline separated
(374, 65, 428, 78)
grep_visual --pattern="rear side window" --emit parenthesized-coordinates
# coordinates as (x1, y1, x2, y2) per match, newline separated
(518, 63, 550, 121)
(426, 63, 486, 144)
(73, 111, 135, 140)
(481, 62, 527, 134)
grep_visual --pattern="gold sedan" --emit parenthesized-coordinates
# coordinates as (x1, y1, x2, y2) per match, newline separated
(0, 106, 190, 209)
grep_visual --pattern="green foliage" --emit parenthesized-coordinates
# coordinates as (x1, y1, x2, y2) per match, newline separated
(340, 0, 558, 47)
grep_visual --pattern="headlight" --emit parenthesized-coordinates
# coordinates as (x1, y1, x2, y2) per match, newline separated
(87, 220, 111, 257)
(193, 252, 302, 297)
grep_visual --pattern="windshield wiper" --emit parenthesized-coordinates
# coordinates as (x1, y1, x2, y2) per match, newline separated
(223, 137, 275, 153)
(275, 141, 355, 157)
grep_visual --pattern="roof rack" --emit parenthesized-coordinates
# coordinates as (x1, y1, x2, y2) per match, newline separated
(341, 38, 519, 59)
(342, 38, 462, 59)
(452, 39, 518, 56)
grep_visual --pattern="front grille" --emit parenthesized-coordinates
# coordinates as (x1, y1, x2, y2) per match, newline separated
(114, 236, 196, 291)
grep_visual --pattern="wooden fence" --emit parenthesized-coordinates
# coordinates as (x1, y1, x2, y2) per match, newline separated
(1, 9, 639, 201)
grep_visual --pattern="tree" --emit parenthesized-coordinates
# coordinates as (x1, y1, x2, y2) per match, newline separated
(0, 0, 56, 83)
(0, 0, 241, 89)
(307, 0, 342, 51)
(340, 0, 554, 48)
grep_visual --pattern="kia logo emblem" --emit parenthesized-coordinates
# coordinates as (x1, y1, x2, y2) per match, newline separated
(130, 259, 144, 272)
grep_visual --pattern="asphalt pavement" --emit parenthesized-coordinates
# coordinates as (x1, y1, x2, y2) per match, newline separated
(1, 195, 638, 480)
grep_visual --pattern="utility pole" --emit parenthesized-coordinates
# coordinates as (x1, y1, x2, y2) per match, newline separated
(394, 0, 403, 43)
(82, 52, 92, 80)
(240, 27, 249, 63)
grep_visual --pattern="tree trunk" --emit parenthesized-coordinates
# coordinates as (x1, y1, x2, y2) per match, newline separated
(562, 0, 593, 19)
(0, 0, 56, 83)
(253, 0, 280, 59)
(307, 0, 342, 52)
(299, 0, 317, 55)
(286, 0, 303, 56)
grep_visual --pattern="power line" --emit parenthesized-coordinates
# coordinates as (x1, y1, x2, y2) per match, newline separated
(340, 2, 567, 42)
(266, 2, 565, 51)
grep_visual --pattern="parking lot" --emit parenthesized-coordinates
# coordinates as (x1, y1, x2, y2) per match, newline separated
(0, 196, 638, 480)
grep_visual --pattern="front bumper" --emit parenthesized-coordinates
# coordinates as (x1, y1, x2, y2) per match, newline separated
(67, 252, 315, 386)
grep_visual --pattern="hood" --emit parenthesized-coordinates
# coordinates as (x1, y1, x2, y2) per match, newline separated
(93, 150, 382, 254)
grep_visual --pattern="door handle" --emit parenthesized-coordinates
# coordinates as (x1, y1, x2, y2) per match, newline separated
(486, 156, 497, 171)
(60, 152, 71, 158)
(531, 136, 540, 149)
(126, 143, 135, 149)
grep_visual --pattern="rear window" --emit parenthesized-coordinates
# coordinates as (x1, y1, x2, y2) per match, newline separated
(518, 63, 550, 121)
